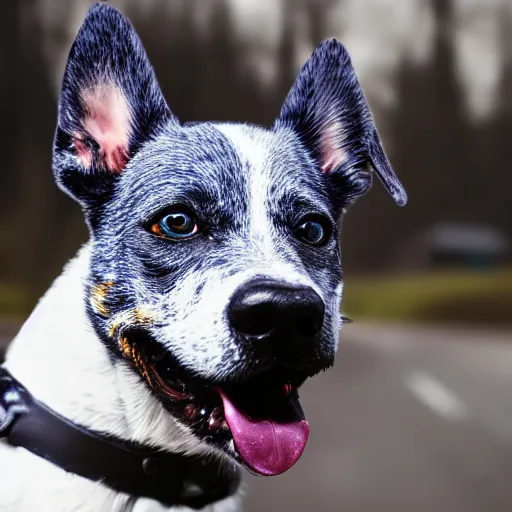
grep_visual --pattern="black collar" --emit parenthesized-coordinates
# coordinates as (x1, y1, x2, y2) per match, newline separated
(0, 367, 240, 509)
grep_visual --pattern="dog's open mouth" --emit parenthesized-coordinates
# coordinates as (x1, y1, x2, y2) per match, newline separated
(120, 330, 310, 476)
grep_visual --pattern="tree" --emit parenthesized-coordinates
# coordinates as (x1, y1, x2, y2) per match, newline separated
(343, 0, 474, 273)
(472, 6, 512, 237)
(0, 0, 81, 299)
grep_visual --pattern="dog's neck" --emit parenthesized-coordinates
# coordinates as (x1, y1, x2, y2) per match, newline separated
(2, 244, 240, 511)
(4, 243, 209, 457)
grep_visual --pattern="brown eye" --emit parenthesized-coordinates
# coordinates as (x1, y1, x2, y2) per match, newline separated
(151, 212, 199, 240)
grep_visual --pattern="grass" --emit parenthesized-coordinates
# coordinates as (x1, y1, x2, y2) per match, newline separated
(0, 283, 35, 317)
(342, 268, 512, 326)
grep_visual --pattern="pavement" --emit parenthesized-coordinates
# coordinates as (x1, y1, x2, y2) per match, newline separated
(2, 321, 512, 511)
(244, 323, 512, 512)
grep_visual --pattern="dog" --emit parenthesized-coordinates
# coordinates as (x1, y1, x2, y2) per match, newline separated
(0, 3, 406, 511)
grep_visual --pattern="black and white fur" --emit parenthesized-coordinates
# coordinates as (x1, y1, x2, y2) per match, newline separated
(0, 4, 406, 512)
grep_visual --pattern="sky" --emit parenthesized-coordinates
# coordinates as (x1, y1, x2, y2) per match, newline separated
(37, 0, 512, 121)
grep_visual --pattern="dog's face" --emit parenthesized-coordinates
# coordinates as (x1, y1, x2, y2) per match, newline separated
(54, 4, 406, 476)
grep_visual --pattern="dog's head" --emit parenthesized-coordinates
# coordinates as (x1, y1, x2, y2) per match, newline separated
(53, 4, 406, 476)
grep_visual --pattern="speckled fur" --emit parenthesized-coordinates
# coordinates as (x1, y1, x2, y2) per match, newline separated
(0, 3, 405, 511)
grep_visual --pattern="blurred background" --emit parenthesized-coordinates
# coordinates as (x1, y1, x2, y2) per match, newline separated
(1, 0, 511, 510)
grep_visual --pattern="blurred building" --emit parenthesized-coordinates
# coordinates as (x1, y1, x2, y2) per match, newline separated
(394, 223, 511, 271)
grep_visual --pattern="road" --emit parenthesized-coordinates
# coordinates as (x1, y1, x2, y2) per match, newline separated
(2, 322, 512, 511)
(244, 323, 512, 512)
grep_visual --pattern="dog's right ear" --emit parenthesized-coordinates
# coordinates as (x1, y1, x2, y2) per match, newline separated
(53, 3, 175, 208)
(274, 39, 407, 208)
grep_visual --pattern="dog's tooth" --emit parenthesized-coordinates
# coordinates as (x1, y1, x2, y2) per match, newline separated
(208, 406, 223, 431)
(208, 417, 220, 430)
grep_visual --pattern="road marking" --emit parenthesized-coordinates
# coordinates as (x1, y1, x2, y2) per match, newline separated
(405, 371, 468, 421)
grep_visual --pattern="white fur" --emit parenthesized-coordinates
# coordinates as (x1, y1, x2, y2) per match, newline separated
(332, 282, 344, 350)
(214, 124, 326, 296)
(214, 124, 343, 356)
(0, 245, 241, 512)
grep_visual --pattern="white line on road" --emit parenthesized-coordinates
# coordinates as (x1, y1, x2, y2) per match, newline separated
(405, 371, 468, 421)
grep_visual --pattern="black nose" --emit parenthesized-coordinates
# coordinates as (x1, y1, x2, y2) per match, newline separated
(228, 279, 325, 341)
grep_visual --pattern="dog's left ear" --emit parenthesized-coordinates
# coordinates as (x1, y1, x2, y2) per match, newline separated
(53, 3, 175, 208)
(274, 39, 407, 207)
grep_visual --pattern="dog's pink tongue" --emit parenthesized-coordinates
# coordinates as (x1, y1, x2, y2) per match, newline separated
(218, 387, 309, 476)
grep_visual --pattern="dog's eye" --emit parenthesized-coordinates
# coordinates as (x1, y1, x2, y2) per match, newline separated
(294, 217, 331, 246)
(151, 212, 199, 240)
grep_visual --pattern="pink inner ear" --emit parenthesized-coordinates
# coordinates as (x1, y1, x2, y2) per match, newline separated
(73, 134, 93, 169)
(79, 84, 132, 173)
(319, 121, 348, 174)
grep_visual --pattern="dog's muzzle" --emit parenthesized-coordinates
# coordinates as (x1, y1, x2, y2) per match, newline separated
(228, 279, 325, 359)
(112, 280, 332, 479)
